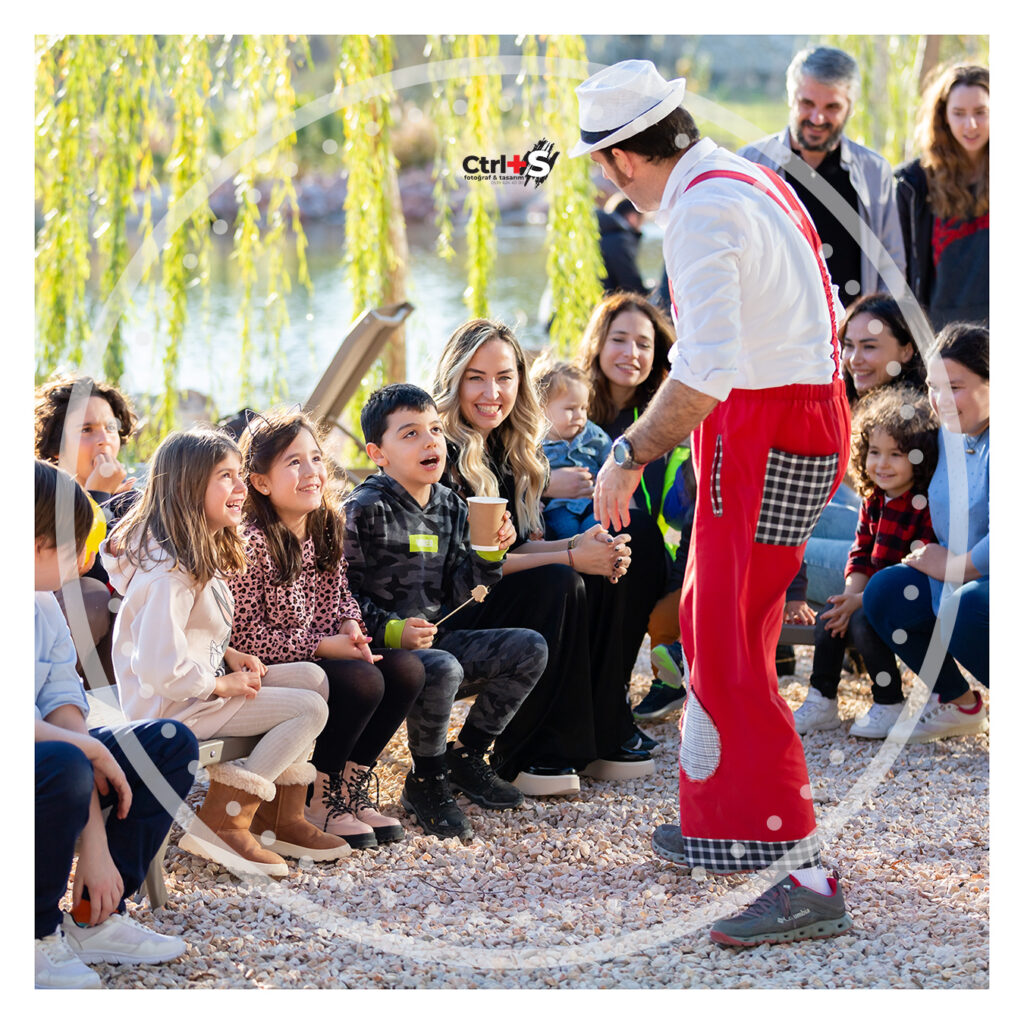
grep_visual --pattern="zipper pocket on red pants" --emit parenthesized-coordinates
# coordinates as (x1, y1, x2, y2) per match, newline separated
(710, 434, 724, 517)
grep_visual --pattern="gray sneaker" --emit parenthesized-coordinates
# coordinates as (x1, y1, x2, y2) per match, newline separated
(651, 823, 689, 865)
(710, 875, 853, 946)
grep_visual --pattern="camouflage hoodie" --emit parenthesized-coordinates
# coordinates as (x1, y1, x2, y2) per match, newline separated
(342, 471, 504, 648)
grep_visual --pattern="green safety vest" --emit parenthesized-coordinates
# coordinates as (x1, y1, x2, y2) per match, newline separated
(634, 409, 691, 559)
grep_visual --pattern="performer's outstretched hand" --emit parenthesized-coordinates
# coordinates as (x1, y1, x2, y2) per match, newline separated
(593, 457, 643, 533)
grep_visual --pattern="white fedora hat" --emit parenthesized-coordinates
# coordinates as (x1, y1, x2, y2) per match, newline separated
(570, 59, 687, 158)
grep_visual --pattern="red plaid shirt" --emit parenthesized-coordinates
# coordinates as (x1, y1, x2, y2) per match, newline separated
(845, 488, 937, 580)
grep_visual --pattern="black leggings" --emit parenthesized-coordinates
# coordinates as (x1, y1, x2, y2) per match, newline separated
(310, 650, 425, 773)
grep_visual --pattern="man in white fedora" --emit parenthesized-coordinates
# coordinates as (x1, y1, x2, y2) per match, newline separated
(580, 59, 854, 947)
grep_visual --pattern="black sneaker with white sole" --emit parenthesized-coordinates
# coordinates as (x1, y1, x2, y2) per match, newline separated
(623, 726, 660, 752)
(709, 875, 853, 946)
(400, 770, 474, 840)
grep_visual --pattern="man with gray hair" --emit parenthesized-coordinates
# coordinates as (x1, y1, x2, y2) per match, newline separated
(739, 45, 905, 300)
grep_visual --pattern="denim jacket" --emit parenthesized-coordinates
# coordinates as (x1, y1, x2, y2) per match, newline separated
(542, 420, 612, 515)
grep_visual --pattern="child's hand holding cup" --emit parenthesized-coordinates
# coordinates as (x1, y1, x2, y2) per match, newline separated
(467, 496, 509, 560)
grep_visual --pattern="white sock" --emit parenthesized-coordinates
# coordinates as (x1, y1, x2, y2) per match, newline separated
(790, 866, 832, 895)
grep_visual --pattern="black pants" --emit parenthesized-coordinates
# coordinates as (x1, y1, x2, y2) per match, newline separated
(35, 719, 198, 939)
(616, 508, 671, 686)
(448, 562, 641, 776)
(809, 606, 905, 704)
(311, 650, 425, 772)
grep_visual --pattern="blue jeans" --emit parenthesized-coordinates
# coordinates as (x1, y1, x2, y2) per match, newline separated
(803, 490, 860, 606)
(35, 719, 198, 938)
(544, 503, 598, 541)
(862, 565, 989, 701)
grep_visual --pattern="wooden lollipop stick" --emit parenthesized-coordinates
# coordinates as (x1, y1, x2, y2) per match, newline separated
(433, 585, 490, 627)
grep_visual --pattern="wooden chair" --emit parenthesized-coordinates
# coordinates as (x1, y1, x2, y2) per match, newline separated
(304, 301, 414, 433)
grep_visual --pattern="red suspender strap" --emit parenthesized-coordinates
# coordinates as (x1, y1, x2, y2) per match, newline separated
(684, 167, 841, 377)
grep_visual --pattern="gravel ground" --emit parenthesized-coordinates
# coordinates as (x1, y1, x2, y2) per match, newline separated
(82, 642, 989, 990)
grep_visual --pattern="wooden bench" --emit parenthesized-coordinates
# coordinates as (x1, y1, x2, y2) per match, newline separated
(85, 686, 260, 909)
(778, 606, 858, 660)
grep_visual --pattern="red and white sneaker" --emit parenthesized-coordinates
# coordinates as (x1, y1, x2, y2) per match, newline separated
(904, 692, 988, 743)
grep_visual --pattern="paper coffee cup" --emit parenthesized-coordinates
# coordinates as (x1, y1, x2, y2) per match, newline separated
(467, 496, 507, 551)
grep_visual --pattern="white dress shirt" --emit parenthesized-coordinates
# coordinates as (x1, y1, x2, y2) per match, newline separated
(656, 137, 842, 401)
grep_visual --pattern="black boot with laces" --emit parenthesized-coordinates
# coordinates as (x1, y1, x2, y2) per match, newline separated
(400, 768, 474, 840)
(445, 742, 525, 809)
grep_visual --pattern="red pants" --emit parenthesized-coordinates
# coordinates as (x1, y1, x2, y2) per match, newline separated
(677, 381, 850, 872)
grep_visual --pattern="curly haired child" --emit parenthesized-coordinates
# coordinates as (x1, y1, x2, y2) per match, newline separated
(792, 385, 939, 738)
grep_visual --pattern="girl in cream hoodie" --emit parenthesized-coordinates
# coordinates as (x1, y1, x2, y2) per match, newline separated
(102, 427, 347, 878)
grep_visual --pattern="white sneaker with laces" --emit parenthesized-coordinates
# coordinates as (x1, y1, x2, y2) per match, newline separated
(792, 688, 841, 735)
(35, 928, 102, 988)
(903, 693, 988, 744)
(849, 701, 905, 739)
(62, 912, 187, 965)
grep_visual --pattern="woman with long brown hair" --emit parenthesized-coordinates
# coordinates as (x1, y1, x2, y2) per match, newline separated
(572, 293, 687, 720)
(895, 63, 989, 329)
(435, 318, 653, 796)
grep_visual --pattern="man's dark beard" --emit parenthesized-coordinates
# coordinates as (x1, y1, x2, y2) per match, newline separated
(792, 117, 846, 153)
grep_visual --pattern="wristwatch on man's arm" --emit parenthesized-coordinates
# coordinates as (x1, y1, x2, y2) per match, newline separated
(611, 434, 644, 471)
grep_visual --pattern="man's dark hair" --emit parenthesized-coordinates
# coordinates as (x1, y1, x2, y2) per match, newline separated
(361, 383, 438, 447)
(35, 458, 94, 552)
(597, 107, 701, 163)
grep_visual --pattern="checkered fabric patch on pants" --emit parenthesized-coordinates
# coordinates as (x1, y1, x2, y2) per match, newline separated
(679, 691, 721, 782)
(681, 834, 822, 873)
(754, 448, 839, 546)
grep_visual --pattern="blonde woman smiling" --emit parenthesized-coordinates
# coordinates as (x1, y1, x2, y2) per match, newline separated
(434, 318, 653, 796)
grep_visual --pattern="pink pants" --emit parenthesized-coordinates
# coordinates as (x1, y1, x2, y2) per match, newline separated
(677, 380, 850, 872)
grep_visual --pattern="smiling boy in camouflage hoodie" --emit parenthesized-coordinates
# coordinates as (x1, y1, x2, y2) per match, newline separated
(342, 384, 548, 841)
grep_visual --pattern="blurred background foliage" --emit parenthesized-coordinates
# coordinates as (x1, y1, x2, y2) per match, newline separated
(35, 33, 988, 461)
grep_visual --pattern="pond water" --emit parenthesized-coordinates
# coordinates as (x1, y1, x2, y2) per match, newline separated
(91, 216, 666, 419)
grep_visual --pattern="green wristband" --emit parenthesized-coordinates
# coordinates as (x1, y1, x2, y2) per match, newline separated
(474, 548, 506, 562)
(384, 619, 408, 649)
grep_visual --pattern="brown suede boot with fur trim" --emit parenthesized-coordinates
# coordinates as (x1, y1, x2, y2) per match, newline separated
(251, 762, 351, 862)
(178, 762, 288, 877)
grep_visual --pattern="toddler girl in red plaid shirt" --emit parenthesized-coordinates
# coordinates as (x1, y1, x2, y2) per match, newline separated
(793, 385, 939, 738)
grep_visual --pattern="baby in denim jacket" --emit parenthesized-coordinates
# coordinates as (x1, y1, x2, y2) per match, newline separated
(532, 359, 611, 540)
